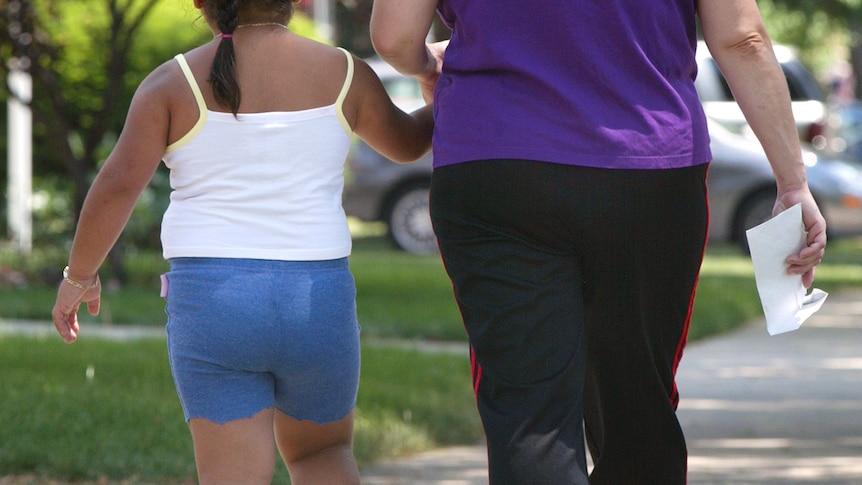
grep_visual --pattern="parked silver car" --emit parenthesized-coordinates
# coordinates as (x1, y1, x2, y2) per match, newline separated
(344, 57, 862, 254)
(811, 101, 862, 161)
(705, 118, 862, 246)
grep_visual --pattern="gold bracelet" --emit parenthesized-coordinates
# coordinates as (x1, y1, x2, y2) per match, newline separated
(63, 266, 98, 291)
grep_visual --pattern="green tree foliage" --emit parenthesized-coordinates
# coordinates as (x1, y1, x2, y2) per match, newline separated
(761, 0, 861, 96)
(1, 0, 206, 245)
(3, 1, 212, 211)
(1, 1, 317, 254)
(764, 0, 862, 19)
(760, 1, 842, 66)
(2, 1, 211, 279)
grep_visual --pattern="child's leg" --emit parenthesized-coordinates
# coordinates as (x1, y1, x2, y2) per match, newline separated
(188, 408, 277, 485)
(275, 410, 359, 485)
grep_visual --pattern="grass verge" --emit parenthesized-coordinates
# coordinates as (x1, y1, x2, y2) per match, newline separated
(0, 336, 479, 483)
(3, 237, 860, 343)
(1, 236, 860, 482)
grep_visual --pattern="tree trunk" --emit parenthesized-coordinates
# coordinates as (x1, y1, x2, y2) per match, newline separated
(849, 21, 862, 101)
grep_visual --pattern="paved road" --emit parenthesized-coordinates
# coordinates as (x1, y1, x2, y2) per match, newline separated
(360, 289, 862, 485)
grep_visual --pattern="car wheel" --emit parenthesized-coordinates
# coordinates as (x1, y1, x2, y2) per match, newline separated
(386, 185, 437, 254)
(733, 189, 776, 253)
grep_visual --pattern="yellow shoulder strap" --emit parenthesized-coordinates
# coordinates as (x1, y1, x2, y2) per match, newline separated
(334, 47, 354, 133)
(165, 54, 208, 153)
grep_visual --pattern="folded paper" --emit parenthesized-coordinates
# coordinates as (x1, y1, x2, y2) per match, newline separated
(745, 203, 828, 335)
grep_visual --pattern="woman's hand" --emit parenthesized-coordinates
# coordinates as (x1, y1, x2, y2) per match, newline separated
(774, 188, 826, 288)
(417, 40, 448, 103)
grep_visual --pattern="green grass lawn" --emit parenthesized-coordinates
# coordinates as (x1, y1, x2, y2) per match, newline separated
(1, 235, 860, 482)
(4, 235, 860, 342)
(0, 336, 479, 483)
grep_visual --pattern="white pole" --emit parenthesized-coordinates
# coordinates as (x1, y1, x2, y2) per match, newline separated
(313, 0, 334, 43)
(7, 67, 33, 254)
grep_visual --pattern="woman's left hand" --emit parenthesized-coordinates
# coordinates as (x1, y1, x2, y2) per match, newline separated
(774, 188, 826, 288)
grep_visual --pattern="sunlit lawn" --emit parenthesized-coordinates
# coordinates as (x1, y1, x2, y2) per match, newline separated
(1, 233, 860, 482)
(0, 336, 480, 483)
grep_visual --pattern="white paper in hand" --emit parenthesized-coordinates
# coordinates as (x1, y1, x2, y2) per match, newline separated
(745, 203, 828, 335)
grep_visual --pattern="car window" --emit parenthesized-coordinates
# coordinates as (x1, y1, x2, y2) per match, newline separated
(384, 78, 422, 99)
(781, 61, 822, 101)
(711, 59, 734, 101)
(382, 77, 425, 112)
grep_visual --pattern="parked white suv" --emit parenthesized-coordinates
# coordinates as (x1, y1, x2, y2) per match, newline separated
(695, 41, 825, 142)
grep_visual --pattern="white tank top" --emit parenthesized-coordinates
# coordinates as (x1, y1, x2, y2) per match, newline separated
(160, 49, 354, 261)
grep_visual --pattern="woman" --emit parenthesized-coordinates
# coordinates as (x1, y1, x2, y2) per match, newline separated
(370, 1, 826, 483)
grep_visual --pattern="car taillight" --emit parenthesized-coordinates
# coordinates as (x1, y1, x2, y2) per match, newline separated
(804, 119, 825, 144)
(843, 195, 862, 209)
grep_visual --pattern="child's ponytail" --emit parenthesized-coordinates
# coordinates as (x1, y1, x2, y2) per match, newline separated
(210, 0, 241, 115)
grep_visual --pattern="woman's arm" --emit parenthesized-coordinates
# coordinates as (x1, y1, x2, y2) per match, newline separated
(370, 0, 445, 103)
(369, 0, 440, 78)
(699, 0, 826, 286)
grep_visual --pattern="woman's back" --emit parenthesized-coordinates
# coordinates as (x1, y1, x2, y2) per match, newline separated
(432, 0, 710, 171)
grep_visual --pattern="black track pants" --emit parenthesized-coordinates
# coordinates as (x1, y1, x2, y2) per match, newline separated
(430, 159, 709, 485)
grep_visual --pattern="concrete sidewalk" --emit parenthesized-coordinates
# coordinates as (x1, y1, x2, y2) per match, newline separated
(0, 319, 166, 340)
(359, 289, 862, 485)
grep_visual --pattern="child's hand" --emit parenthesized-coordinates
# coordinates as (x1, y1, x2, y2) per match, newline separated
(52, 272, 101, 343)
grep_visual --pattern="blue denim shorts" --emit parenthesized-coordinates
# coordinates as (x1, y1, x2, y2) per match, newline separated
(163, 257, 360, 425)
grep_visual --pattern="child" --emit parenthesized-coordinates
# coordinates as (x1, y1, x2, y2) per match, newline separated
(50, 1, 437, 483)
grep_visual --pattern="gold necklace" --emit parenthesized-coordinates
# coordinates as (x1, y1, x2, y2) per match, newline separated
(236, 22, 289, 30)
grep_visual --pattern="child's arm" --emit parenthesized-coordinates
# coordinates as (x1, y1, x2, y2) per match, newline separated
(52, 66, 170, 342)
(347, 56, 434, 163)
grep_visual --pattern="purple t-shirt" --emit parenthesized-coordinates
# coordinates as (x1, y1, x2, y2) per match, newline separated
(433, 0, 711, 170)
